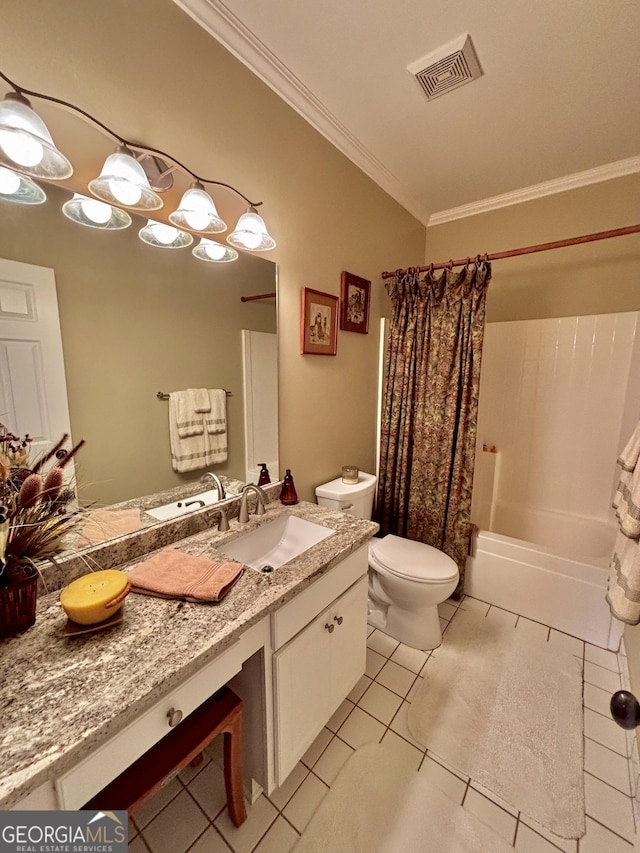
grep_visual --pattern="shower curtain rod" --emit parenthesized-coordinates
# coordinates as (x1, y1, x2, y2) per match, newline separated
(381, 223, 640, 279)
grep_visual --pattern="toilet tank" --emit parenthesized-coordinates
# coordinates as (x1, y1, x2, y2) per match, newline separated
(315, 472, 377, 519)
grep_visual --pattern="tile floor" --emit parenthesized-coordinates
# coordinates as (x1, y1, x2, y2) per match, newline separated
(128, 596, 637, 852)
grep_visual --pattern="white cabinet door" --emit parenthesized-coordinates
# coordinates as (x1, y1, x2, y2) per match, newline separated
(273, 576, 368, 784)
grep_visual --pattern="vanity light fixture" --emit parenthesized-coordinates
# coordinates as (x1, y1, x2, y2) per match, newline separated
(0, 69, 277, 258)
(192, 238, 238, 263)
(88, 147, 163, 211)
(62, 192, 132, 230)
(0, 165, 46, 204)
(0, 91, 72, 180)
(139, 219, 193, 249)
(169, 182, 226, 234)
(227, 206, 276, 251)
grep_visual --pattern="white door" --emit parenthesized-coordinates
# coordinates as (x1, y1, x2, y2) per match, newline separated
(0, 257, 72, 466)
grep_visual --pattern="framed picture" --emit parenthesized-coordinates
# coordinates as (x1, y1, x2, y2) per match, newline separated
(340, 271, 371, 334)
(300, 287, 338, 355)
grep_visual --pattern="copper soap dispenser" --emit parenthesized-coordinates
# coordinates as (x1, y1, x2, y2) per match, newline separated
(279, 469, 298, 505)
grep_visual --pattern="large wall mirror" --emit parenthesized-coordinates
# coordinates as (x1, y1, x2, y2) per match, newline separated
(0, 182, 278, 511)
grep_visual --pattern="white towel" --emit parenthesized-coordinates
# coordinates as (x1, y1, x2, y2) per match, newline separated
(608, 420, 640, 624)
(168, 388, 228, 472)
(607, 529, 640, 624)
(170, 390, 204, 438)
(205, 389, 227, 435)
(613, 422, 640, 539)
(192, 388, 211, 413)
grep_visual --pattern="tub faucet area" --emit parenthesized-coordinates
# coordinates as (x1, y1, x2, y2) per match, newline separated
(200, 471, 226, 499)
(238, 484, 268, 523)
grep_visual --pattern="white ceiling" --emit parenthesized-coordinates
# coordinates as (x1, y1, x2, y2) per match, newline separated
(176, 0, 640, 225)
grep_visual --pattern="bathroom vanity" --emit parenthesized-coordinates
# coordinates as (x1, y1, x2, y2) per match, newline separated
(0, 499, 377, 811)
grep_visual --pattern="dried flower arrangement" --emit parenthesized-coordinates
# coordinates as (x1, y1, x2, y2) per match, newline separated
(0, 424, 85, 588)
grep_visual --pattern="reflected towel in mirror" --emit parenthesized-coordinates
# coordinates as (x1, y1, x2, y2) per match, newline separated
(78, 508, 142, 546)
(170, 389, 206, 438)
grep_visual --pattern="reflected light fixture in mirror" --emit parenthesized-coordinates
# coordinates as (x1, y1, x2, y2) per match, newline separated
(0, 69, 277, 258)
(0, 91, 72, 179)
(169, 182, 226, 233)
(62, 193, 132, 230)
(0, 165, 46, 204)
(139, 219, 193, 249)
(227, 206, 276, 251)
(193, 238, 238, 263)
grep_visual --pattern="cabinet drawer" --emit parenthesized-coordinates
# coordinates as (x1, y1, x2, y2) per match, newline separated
(272, 544, 368, 649)
(56, 635, 248, 810)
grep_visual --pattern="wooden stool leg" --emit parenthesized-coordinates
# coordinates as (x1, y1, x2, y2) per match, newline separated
(223, 709, 247, 827)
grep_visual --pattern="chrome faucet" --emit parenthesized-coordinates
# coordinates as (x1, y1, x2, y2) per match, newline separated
(238, 483, 268, 523)
(214, 508, 230, 532)
(199, 471, 225, 499)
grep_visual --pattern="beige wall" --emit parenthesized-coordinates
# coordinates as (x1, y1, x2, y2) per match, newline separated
(1, 0, 425, 503)
(424, 175, 640, 322)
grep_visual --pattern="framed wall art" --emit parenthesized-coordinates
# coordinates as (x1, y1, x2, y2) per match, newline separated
(300, 287, 338, 355)
(340, 271, 371, 334)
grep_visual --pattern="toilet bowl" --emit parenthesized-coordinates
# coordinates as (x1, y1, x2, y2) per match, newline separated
(315, 472, 459, 651)
(368, 534, 458, 650)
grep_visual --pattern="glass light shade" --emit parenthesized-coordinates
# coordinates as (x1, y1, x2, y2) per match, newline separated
(62, 193, 132, 230)
(226, 207, 276, 251)
(139, 219, 193, 249)
(169, 184, 226, 233)
(0, 93, 73, 180)
(192, 238, 238, 263)
(88, 148, 162, 210)
(0, 166, 46, 205)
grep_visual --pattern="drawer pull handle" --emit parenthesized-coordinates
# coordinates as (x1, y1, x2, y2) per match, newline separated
(334, 615, 344, 626)
(325, 622, 335, 634)
(167, 707, 183, 727)
(341, 503, 354, 511)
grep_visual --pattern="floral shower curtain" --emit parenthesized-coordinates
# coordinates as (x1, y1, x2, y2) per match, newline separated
(376, 262, 491, 597)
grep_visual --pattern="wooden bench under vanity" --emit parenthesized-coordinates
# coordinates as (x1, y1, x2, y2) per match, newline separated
(0, 494, 377, 814)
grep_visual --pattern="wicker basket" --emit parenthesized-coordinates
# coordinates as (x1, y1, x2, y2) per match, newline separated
(0, 570, 38, 639)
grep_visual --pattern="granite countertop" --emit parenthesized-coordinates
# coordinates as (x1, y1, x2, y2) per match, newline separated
(0, 500, 377, 809)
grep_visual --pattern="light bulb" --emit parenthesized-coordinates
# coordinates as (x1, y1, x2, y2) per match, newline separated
(0, 167, 21, 195)
(0, 130, 44, 168)
(152, 222, 180, 245)
(80, 197, 112, 224)
(108, 177, 142, 207)
(238, 230, 263, 250)
(204, 241, 226, 260)
(184, 208, 210, 231)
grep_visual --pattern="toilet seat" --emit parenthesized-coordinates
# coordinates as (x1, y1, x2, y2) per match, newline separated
(370, 535, 458, 584)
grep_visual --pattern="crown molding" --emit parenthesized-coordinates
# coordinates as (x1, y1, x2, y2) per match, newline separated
(174, 0, 427, 224)
(428, 156, 640, 227)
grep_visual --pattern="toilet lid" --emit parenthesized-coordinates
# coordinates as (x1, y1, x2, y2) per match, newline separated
(370, 535, 458, 583)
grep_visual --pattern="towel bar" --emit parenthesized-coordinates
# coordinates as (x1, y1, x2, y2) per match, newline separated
(157, 390, 232, 399)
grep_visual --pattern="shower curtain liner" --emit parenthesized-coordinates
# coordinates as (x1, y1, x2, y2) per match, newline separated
(376, 261, 490, 597)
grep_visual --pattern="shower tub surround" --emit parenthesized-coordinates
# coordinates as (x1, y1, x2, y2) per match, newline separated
(465, 530, 622, 650)
(0, 499, 378, 811)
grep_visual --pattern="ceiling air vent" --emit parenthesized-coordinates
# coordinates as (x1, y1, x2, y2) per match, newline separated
(407, 33, 482, 101)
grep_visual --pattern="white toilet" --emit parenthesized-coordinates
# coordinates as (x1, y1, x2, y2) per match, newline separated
(315, 472, 459, 650)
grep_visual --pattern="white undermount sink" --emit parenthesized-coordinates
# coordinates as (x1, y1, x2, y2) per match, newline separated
(145, 488, 229, 521)
(222, 515, 336, 573)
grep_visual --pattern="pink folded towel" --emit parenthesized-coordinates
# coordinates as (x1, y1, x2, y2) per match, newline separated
(79, 508, 142, 546)
(128, 548, 244, 602)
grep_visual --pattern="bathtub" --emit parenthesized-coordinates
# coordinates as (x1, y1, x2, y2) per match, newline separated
(464, 527, 624, 650)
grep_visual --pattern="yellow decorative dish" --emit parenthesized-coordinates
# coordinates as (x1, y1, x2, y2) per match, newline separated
(59, 570, 130, 625)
